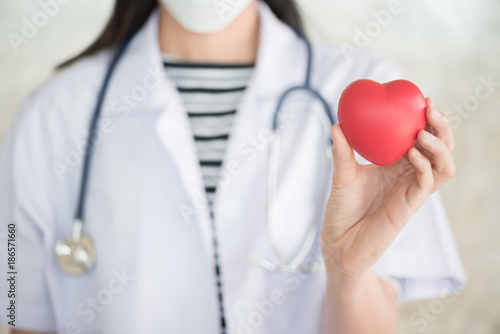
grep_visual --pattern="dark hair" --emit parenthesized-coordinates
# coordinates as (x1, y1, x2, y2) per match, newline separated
(59, 0, 303, 68)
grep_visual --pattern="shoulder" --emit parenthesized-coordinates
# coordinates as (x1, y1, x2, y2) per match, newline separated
(3, 50, 114, 191)
(24, 51, 109, 115)
(311, 41, 403, 99)
(15, 50, 111, 129)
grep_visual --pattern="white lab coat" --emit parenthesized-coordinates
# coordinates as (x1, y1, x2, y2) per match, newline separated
(0, 2, 465, 333)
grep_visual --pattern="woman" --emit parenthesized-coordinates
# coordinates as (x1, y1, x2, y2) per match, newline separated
(1, 0, 465, 333)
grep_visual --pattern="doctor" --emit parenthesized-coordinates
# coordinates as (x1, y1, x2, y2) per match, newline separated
(1, 0, 465, 333)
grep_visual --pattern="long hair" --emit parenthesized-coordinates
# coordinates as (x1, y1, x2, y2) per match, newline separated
(58, 0, 303, 68)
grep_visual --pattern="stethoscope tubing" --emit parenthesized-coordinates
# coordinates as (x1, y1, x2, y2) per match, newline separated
(66, 29, 335, 274)
(74, 34, 136, 223)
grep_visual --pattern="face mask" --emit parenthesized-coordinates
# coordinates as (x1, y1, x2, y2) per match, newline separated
(159, 0, 254, 34)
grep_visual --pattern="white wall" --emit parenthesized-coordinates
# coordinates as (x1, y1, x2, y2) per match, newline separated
(0, 0, 499, 333)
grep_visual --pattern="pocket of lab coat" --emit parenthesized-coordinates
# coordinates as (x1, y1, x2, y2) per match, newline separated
(267, 202, 321, 264)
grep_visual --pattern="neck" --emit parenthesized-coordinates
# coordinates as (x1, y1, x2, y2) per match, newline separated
(158, 3, 259, 64)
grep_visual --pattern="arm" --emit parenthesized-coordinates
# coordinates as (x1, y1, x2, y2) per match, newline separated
(321, 98, 455, 333)
(0, 96, 58, 331)
(322, 269, 399, 333)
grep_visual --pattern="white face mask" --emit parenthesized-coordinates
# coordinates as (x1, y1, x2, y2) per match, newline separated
(159, 0, 254, 34)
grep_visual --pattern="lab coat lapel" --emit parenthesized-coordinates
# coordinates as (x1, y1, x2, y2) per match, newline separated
(155, 91, 212, 223)
(214, 2, 307, 206)
(155, 98, 216, 264)
(102, 9, 213, 257)
(99, 2, 308, 257)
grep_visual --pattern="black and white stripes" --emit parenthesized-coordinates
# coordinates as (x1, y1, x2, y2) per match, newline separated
(164, 59, 254, 333)
(164, 61, 254, 208)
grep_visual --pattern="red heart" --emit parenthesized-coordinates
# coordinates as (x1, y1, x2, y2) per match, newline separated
(338, 79, 427, 166)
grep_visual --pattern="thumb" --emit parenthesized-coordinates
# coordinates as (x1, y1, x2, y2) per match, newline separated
(331, 124, 357, 179)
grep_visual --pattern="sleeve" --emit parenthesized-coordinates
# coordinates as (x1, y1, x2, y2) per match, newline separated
(320, 48, 466, 303)
(373, 192, 466, 303)
(0, 96, 58, 331)
(354, 54, 466, 303)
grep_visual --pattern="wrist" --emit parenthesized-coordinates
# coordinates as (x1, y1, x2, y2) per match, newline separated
(324, 259, 377, 302)
(325, 262, 373, 289)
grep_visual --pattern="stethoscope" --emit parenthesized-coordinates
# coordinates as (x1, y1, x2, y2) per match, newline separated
(54, 29, 337, 276)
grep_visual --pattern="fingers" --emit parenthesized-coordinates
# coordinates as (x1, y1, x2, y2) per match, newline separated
(406, 147, 434, 211)
(417, 129, 456, 188)
(331, 124, 357, 179)
(425, 98, 455, 151)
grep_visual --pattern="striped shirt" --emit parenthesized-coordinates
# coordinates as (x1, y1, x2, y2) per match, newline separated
(163, 56, 254, 334)
(163, 59, 254, 209)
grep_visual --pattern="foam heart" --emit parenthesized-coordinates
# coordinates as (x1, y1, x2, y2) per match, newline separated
(338, 79, 427, 166)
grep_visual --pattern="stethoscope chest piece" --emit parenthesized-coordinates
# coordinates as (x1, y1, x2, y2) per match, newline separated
(55, 219, 96, 276)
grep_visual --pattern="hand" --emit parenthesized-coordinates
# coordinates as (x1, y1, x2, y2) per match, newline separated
(321, 98, 456, 277)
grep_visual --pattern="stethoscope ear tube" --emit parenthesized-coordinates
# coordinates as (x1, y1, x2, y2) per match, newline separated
(266, 132, 286, 263)
(254, 111, 332, 274)
(252, 34, 336, 273)
(272, 32, 337, 131)
(265, 131, 329, 272)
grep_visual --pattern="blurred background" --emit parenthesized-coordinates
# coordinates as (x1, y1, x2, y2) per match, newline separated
(0, 0, 499, 333)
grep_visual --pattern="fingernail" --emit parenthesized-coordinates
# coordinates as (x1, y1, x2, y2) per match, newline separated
(414, 148, 422, 158)
(424, 131, 437, 142)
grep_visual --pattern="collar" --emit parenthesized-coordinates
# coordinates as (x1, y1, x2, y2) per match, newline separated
(96, 2, 310, 258)
(101, 1, 308, 115)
